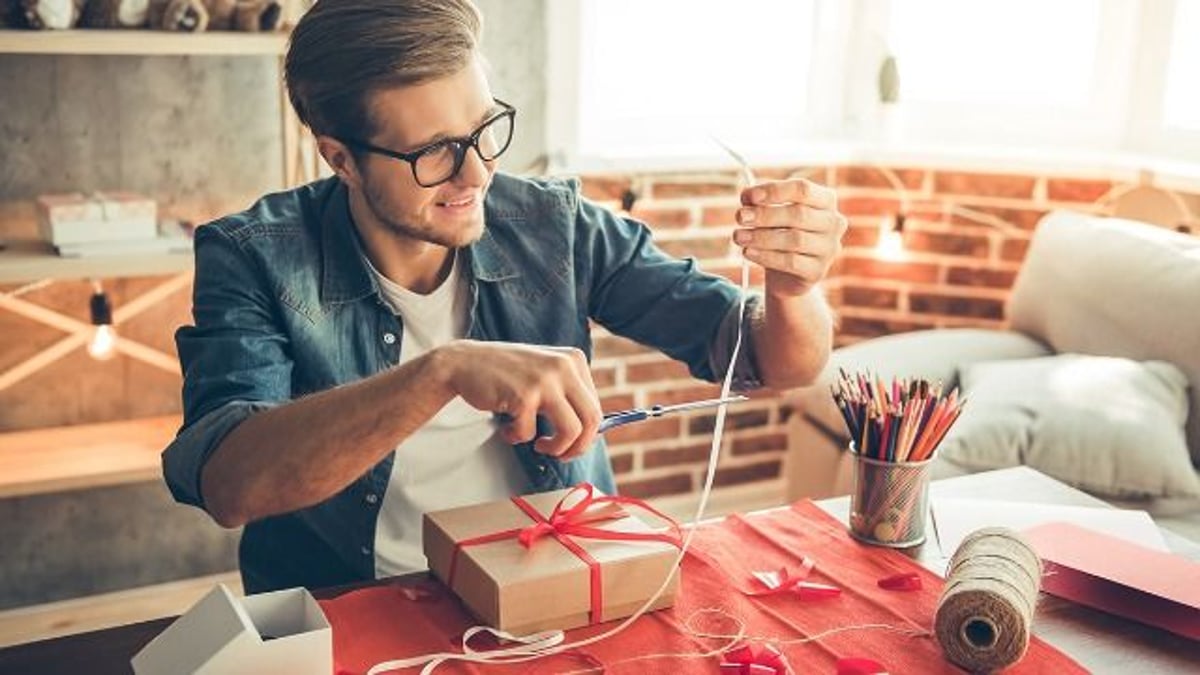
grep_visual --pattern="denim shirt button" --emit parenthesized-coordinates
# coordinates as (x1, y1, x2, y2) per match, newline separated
(365, 493, 379, 505)
(360, 545, 372, 556)
(382, 332, 397, 345)
(538, 464, 546, 473)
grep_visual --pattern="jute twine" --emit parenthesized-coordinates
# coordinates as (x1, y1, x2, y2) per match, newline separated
(935, 527, 1042, 673)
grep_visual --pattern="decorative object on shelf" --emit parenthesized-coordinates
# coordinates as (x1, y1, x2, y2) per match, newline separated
(33, 191, 192, 258)
(13, 0, 86, 29)
(149, 0, 282, 32)
(874, 44, 904, 144)
(36, 191, 158, 246)
(81, 0, 151, 28)
(87, 279, 118, 360)
(6, 0, 281, 31)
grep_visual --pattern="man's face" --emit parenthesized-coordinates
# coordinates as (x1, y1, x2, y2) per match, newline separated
(353, 55, 500, 248)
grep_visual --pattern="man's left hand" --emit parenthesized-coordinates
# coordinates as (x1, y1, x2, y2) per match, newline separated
(733, 179, 847, 297)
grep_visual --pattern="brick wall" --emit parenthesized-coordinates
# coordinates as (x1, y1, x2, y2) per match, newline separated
(585, 165, 1200, 502)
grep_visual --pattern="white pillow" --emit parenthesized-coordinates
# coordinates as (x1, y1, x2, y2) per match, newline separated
(937, 354, 1199, 499)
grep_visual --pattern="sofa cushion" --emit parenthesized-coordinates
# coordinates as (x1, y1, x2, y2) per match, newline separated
(791, 328, 1051, 440)
(939, 354, 1200, 499)
(1008, 211, 1200, 464)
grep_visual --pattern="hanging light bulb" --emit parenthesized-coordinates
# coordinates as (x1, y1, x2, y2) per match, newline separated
(88, 281, 117, 361)
(875, 212, 907, 261)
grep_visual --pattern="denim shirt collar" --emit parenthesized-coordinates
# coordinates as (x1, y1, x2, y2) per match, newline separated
(318, 179, 520, 306)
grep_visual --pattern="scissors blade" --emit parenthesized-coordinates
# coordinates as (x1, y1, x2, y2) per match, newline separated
(652, 395, 749, 416)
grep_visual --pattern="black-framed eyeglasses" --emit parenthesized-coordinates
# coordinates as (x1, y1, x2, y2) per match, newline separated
(339, 99, 516, 188)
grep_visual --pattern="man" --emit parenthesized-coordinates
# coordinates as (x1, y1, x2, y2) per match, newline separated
(163, 0, 846, 594)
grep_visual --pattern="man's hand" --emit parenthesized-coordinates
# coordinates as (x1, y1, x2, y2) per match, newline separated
(733, 179, 848, 297)
(434, 340, 603, 461)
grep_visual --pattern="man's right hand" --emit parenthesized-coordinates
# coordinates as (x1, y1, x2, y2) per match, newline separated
(433, 340, 603, 461)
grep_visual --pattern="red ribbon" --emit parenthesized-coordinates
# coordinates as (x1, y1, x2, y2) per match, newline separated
(719, 643, 790, 674)
(446, 483, 682, 625)
(748, 559, 840, 600)
(877, 572, 923, 592)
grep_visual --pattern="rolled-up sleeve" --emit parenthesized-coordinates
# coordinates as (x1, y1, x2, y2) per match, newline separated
(577, 187, 764, 389)
(163, 223, 293, 510)
(706, 293, 764, 391)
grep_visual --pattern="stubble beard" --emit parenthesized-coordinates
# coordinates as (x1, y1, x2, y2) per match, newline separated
(363, 178, 486, 250)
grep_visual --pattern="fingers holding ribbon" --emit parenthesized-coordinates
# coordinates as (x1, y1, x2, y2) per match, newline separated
(733, 178, 847, 296)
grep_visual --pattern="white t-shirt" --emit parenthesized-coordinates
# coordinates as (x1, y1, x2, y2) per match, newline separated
(366, 252, 526, 578)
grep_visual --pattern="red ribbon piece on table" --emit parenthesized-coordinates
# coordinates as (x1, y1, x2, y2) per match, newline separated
(446, 483, 682, 626)
(719, 643, 790, 675)
(877, 572, 923, 592)
(749, 558, 839, 600)
(836, 656, 889, 674)
(749, 557, 815, 595)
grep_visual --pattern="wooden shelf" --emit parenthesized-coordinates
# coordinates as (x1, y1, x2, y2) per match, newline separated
(0, 415, 181, 499)
(0, 239, 192, 284)
(0, 29, 287, 56)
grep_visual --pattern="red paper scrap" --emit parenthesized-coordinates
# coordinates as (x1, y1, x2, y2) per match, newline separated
(719, 643, 790, 674)
(877, 572, 923, 592)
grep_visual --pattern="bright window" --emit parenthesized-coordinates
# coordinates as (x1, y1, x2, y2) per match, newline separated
(889, 0, 1100, 107)
(1163, 0, 1200, 131)
(547, 0, 1199, 168)
(574, 0, 817, 157)
(876, 0, 1136, 148)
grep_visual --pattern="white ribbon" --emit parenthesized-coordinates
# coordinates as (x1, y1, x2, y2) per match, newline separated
(366, 626, 566, 675)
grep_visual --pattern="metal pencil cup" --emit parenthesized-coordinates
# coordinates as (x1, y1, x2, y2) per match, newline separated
(848, 450, 933, 548)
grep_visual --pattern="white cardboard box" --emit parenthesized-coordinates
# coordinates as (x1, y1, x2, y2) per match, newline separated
(131, 584, 332, 675)
(36, 192, 158, 245)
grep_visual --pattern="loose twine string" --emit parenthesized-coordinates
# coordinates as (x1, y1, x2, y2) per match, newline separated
(935, 527, 1043, 673)
(553, 608, 932, 674)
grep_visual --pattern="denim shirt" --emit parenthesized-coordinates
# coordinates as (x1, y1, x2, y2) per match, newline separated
(163, 173, 762, 594)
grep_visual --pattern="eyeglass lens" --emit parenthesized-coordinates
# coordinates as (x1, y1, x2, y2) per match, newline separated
(414, 112, 514, 186)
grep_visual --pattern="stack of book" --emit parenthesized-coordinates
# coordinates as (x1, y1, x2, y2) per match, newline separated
(35, 192, 192, 257)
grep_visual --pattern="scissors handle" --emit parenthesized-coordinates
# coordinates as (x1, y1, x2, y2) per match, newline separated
(598, 408, 649, 434)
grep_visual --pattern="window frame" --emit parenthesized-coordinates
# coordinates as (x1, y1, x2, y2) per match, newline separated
(544, 0, 1200, 172)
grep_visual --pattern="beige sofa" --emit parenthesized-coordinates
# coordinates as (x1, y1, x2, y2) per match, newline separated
(784, 211, 1200, 529)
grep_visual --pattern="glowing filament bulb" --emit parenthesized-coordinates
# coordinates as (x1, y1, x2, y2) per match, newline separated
(88, 283, 118, 361)
(875, 214, 907, 261)
(88, 324, 117, 360)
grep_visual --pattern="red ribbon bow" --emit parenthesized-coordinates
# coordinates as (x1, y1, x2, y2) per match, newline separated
(447, 483, 682, 625)
(719, 643, 790, 674)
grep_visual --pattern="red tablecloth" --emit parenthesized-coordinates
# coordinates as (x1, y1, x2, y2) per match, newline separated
(320, 500, 1085, 674)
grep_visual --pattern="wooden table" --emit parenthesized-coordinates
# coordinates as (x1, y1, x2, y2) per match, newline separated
(1, 467, 1197, 674)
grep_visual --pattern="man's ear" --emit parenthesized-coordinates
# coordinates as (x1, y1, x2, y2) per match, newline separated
(317, 136, 362, 188)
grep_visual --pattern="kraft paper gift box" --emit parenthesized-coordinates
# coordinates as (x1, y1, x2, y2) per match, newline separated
(423, 485, 681, 635)
(36, 192, 158, 245)
(131, 583, 331, 675)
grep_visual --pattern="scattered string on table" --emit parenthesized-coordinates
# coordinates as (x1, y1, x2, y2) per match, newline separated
(553, 607, 932, 674)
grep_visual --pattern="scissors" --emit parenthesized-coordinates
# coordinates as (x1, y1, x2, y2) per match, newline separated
(598, 395, 750, 434)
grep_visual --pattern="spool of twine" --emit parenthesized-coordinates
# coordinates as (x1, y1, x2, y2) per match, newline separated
(935, 527, 1042, 673)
